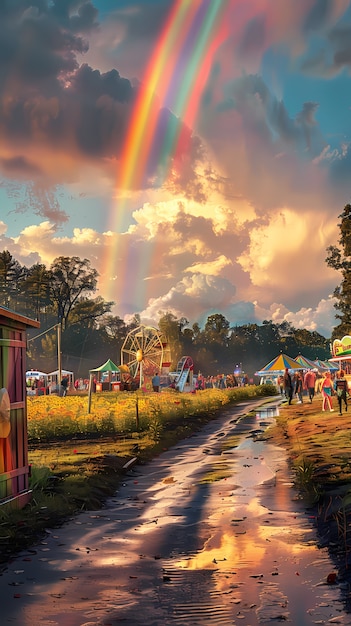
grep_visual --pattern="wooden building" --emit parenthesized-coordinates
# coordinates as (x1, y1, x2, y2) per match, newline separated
(0, 307, 39, 508)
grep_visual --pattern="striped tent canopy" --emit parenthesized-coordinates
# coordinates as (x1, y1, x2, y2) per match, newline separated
(294, 355, 325, 371)
(314, 359, 338, 371)
(90, 359, 120, 373)
(256, 353, 302, 375)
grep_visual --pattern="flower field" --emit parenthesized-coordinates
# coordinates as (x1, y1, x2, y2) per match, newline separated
(27, 385, 274, 441)
(0, 384, 275, 565)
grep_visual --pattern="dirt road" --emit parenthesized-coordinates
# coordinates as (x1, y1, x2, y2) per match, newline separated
(1, 399, 350, 625)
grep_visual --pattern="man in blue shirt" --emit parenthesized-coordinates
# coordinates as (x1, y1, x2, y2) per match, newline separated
(152, 372, 160, 392)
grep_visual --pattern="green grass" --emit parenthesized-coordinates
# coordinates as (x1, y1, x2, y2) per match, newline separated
(0, 387, 276, 565)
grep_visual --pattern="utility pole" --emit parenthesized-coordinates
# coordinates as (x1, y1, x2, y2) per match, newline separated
(57, 323, 62, 393)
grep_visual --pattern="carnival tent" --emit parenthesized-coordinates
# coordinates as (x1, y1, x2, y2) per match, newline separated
(314, 359, 338, 371)
(47, 369, 74, 393)
(294, 355, 326, 371)
(26, 370, 48, 379)
(89, 359, 120, 374)
(88, 359, 120, 411)
(255, 353, 302, 376)
(47, 369, 74, 379)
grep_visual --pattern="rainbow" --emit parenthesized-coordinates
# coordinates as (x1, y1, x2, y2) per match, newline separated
(103, 0, 229, 309)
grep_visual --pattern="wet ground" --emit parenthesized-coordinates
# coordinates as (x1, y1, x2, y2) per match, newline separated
(1, 399, 351, 625)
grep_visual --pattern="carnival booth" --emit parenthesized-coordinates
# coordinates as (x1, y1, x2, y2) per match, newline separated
(26, 369, 48, 395)
(90, 359, 121, 392)
(0, 306, 40, 508)
(255, 353, 303, 386)
(329, 336, 351, 388)
(87, 359, 121, 413)
(47, 369, 74, 394)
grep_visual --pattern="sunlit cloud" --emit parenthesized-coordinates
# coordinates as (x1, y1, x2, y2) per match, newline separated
(1, 1, 350, 337)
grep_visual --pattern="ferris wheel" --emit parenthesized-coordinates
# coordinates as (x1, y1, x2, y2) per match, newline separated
(120, 325, 165, 384)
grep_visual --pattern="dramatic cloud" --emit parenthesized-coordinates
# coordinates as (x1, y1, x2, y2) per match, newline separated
(1, 0, 351, 338)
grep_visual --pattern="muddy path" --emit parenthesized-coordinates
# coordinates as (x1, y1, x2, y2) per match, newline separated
(1, 399, 350, 625)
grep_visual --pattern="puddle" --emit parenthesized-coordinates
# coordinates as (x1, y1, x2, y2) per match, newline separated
(255, 403, 280, 418)
(162, 415, 350, 624)
(0, 401, 350, 625)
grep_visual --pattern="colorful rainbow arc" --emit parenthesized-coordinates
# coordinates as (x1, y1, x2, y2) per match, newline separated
(103, 0, 229, 306)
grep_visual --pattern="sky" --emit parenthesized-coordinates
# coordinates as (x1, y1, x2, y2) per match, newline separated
(1, 0, 351, 339)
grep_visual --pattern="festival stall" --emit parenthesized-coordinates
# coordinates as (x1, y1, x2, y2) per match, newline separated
(47, 369, 74, 394)
(89, 359, 121, 391)
(329, 336, 351, 387)
(87, 359, 121, 413)
(25, 369, 48, 395)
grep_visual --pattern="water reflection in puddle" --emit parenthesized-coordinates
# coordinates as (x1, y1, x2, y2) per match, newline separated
(167, 410, 351, 625)
(255, 403, 280, 419)
(1, 402, 350, 625)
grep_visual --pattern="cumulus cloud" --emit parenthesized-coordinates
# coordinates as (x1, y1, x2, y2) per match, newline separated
(283, 296, 337, 338)
(184, 255, 232, 276)
(1, 0, 350, 339)
(237, 206, 338, 303)
(0, 0, 205, 217)
(254, 295, 338, 340)
(136, 273, 237, 325)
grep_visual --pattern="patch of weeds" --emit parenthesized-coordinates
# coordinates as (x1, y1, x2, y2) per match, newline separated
(294, 457, 321, 502)
(29, 466, 53, 491)
(148, 417, 164, 442)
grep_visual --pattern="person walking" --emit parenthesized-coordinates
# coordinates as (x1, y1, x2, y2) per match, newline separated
(283, 368, 293, 405)
(60, 376, 69, 397)
(303, 369, 316, 403)
(294, 371, 304, 404)
(334, 369, 348, 415)
(320, 371, 334, 412)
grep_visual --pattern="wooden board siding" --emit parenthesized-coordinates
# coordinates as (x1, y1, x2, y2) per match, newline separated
(0, 308, 39, 507)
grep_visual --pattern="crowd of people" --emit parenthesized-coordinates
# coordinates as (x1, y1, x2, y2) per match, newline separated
(195, 373, 250, 389)
(278, 368, 349, 416)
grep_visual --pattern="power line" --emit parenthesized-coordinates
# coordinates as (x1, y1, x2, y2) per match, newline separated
(27, 323, 59, 343)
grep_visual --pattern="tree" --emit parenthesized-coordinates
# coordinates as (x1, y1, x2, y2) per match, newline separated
(49, 256, 99, 330)
(68, 296, 113, 328)
(102, 314, 127, 341)
(204, 314, 230, 345)
(293, 329, 329, 358)
(326, 203, 351, 339)
(0, 250, 25, 310)
(19, 263, 51, 321)
(158, 312, 185, 368)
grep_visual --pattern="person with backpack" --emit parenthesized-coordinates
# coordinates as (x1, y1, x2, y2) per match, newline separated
(334, 369, 348, 416)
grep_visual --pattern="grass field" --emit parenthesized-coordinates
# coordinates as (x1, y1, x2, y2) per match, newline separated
(3, 386, 351, 578)
(0, 385, 275, 565)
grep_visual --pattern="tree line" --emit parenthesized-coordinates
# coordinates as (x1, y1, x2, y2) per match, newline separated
(326, 203, 351, 341)
(0, 250, 334, 378)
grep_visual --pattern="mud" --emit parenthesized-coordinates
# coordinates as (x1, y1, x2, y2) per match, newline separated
(0, 399, 350, 625)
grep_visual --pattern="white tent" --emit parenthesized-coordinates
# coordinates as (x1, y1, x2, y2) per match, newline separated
(26, 370, 48, 395)
(47, 369, 74, 384)
(26, 370, 48, 379)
